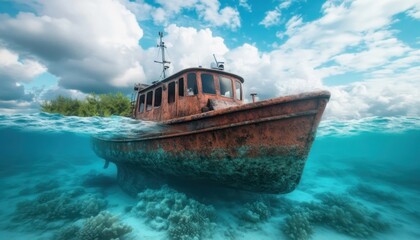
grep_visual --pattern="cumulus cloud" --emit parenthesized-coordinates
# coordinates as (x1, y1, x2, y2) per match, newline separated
(0, 0, 145, 95)
(195, 0, 240, 29)
(125, 0, 240, 29)
(326, 78, 420, 119)
(120, 0, 153, 21)
(230, 0, 420, 118)
(0, 48, 45, 101)
(163, 24, 229, 70)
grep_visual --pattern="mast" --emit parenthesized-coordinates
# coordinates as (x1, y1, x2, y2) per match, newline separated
(154, 32, 170, 79)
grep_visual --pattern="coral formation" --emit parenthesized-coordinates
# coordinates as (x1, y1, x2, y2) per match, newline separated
(282, 211, 313, 240)
(53, 211, 132, 240)
(78, 211, 132, 240)
(239, 200, 271, 223)
(13, 189, 107, 229)
(309, 193, 390, 238)
(281, 193, 390, 239)
(134, 186, 215, 240)
(54, 225, 80, 240)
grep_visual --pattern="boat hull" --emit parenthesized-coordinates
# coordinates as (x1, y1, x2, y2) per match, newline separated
(92, 91, 330, 194)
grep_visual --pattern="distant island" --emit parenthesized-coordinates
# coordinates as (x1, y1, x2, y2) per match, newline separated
(41, 93, 132, 117)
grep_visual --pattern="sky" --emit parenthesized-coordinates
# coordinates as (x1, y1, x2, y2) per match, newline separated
(0, 0, 419, 119)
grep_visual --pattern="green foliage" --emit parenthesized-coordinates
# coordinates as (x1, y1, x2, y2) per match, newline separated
(41, 92, 131, 117)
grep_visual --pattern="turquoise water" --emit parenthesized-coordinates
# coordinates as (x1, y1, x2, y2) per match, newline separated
(0, 113, 419, 240)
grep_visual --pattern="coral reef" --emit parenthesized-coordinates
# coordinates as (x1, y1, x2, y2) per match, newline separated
(53, 225, 80, 240)
(78, 211, 132, 240)
(309, 193, 390, 238)
(53, 212, 132, 240)
(282, 211, 313, 240)
(134, 186, 215, 240)
(239, 200, 271, 224)
(13, 189, 107, 229)
(281, 193, 390, 239)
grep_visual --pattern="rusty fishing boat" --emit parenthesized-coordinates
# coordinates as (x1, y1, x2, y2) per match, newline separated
(92, 33, 330, 194)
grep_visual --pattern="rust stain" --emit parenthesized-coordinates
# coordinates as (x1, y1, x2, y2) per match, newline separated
(92, 68, 330, 194)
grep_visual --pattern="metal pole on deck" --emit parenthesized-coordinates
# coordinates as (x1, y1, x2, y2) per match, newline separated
(155, 32, 170, 79)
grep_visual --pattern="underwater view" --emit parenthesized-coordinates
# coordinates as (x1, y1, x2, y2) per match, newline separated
(0, 113, 419, 240)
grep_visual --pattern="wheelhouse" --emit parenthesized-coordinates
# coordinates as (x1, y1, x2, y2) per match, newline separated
(133, 68, 244, 121)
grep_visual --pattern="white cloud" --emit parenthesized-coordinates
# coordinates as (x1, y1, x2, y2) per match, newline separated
(332, 32, 410, 72)
(259, 9, 281, 27)
(239, 0, 252, 12)
(0, 100, 38, 114)
(277, 0, 419, 79)
(39, 86, 87, 101)
(151, 7, 167, 24)
(326, 78, 420, 119)
(120, 0, 153, 21)
(232, 0, 420, 118)
(407, 2, 420, 19)
(195, 0, 241, 29)
(260, 0, 296, 28)
(126, 0, 241, 29)
(160, 24, 229, 71)
(0, 48, 46, 101)
(279, 0, 293, 9)
(0, 0, 145, 94)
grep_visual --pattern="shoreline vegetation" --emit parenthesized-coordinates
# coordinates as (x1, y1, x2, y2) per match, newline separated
(41, 93, 132, 117)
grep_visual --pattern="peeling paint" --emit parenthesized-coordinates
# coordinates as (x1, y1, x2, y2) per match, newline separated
(92, 91, 330, 194)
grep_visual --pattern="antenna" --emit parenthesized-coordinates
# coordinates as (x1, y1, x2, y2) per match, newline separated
(212, 54, 224, 70)
(154, 32, 171, 79)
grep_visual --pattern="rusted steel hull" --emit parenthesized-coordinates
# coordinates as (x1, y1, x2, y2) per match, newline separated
(92, 91, 330, 194)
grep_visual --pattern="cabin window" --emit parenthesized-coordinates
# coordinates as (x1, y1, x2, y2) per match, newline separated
(219, 76, 233, 98)
(146, 91, 153, 111)
(201, 73, 216, 94)
(168, 82, 175, 103)
(178, 78, 184, 97)
(187, 73, 198, 96)
(235, 81, 242, 100)
(138, 94, 145, 113)
(154, 87, 162, 108)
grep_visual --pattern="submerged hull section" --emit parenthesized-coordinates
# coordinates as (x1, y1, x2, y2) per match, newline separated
(92, 91, 330, 194)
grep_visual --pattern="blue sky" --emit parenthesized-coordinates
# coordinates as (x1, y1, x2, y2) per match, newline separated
(0, 0, 419, 118)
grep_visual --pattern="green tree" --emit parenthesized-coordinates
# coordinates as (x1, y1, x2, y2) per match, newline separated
(41, 93, 132, 117)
